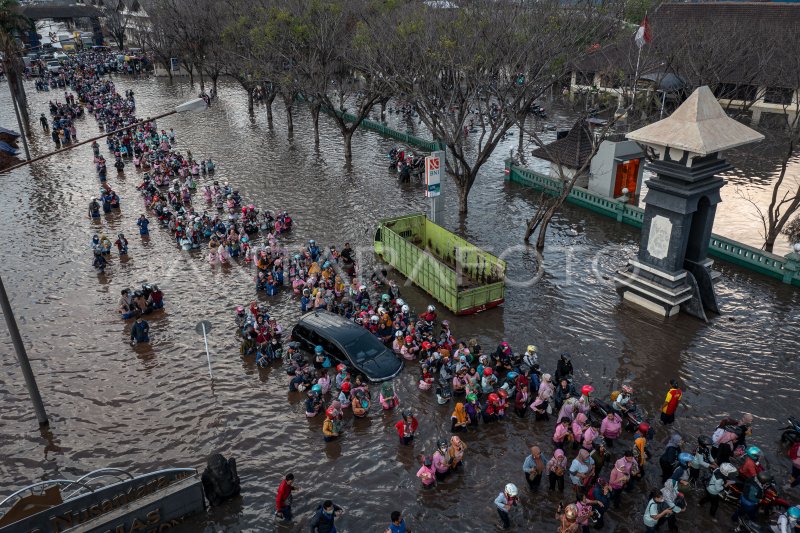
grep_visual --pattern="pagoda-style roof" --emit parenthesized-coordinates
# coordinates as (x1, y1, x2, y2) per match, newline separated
(532, 119, 593, 169)
(627, 86, 764, 156)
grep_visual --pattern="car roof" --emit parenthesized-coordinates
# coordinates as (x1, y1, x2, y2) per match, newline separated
(297, 311, 369, 346)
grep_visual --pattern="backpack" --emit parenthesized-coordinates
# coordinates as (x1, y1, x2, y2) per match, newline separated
(610, 390, 620, 402)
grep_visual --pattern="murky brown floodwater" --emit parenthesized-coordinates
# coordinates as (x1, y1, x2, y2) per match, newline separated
(0, 73, 798, 533)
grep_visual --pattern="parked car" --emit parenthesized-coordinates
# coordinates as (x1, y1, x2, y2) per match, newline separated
(292, 311, 403, 382)
(46, 60, 61, 73)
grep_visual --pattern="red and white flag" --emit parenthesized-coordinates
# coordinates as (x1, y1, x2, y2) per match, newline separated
(634, 15, 652, 49)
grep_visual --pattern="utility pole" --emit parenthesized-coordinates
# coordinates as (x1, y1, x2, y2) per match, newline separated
(0, 275, 48, 427)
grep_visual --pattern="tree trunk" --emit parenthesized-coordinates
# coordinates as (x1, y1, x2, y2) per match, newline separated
(247, 88, 254, 115)
(457, 180, 469, 214)
(518, 120, 524, 156)
(380, 97, 389, 120)
(285, 101, 294, 133)
(311, 103, 321, 145)
(212, 75, 218, 94)
(343, 129, 353, 160)
(199, 69, 205, 93)
(266, 91, 276, 123)
(764, 235, 776, 253)
(535, 204, 559, 250)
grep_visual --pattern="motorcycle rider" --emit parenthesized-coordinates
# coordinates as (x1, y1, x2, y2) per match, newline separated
(732, 471, 773, 523)
(612, 385, 634, 414)
(521, 345, 538, 368)
(739, 446, 765, 481)
(554, 353, 574, 383)
(776, 506, 800, 533)
(698, 462, 737, 520)
(689, 436, 716, 484)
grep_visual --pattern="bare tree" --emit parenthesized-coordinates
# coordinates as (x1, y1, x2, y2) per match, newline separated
(363, 0, 621, 214)
(264, 0, 383, 155)
(102, 0, 130, 51)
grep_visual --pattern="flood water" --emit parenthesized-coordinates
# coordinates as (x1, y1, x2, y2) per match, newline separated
(0, 75, 798, 532)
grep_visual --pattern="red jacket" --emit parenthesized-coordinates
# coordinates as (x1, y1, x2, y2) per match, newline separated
(395, 417, 418, 437)
(276, 479, 293, 510)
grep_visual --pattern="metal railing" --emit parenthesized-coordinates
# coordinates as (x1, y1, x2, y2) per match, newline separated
(506, 164, 800, 286)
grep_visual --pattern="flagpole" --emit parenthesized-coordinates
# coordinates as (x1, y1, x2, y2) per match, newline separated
(630, 12, 648, 130)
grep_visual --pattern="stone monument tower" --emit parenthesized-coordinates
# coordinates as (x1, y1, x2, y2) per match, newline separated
(613, 86, 763, 320)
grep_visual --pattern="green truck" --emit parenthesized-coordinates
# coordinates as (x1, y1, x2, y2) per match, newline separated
(374, 213, 506, 315)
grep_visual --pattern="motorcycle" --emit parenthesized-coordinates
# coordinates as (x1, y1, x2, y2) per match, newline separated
(721, 481, 790, 514)
(590, 398, 651, 436)
(779, 416, 800, 445)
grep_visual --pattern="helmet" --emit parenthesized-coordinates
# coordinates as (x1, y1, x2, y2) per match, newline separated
(437, 439, 448, 451)
(488, 393, 499, 403)
(405, 335, 413, 344)
(336, 364, 346, 372)
(402, 409, 413, 419)
(787, 507, 800, 520)
(401, 304, 409, 313)
(746, 446, 761, 460)
(678, 452, 693, 466)
(377, 307, 386, 315)
(698, 435, 713, 447)
(359, 285, 366, 291)
(621, 385, 634, 394)
(581, 385, 594, 396)
(309, 239, 315, 244)
(466, 394, 477, 402)
(395, 331, 403, 338)
(506, 372, 519, 381)
(311, 384, 322, 393)
(396, 298, 405, 306)
(314, 345, 324, 354)
(527, 345, 537, 353)
(498, 389, 508, 399)
(564, 503, 578, 521)
(370, 315, 379, 324)
(592, 437, 606, 449)
(381, 293, 390, 302)
(427, 305, 435, 313)
(483, 368, 493, 376)
(421, 341, 432, 350)
(757, 471, 773, 485)
(442, 320, 449, 327)
(637, 423, 650, 435)
(423, 456, 432, 467)
(341, 382, 351, 392)
(719, 463, 738, 477)
(504, 483, 518, 497)
(519, 364, 531, 374)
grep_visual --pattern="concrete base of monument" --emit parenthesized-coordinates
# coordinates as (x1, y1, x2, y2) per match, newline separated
(613, 262, 694, 317)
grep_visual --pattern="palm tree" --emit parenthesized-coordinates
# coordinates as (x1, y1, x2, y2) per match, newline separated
(0, 0, 32, 125)
(0, 0, 30, 35)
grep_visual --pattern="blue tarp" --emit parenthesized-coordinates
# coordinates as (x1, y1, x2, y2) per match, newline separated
(0, 127, 20, 137)
(0, 141, 20, 155)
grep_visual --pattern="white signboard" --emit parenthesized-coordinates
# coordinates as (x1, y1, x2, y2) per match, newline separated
(647, 215, 672, 260)
(425, 154, 441, 197)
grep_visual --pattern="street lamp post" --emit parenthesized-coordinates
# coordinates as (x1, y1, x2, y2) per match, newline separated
(2, 98, 207, 174)
(0, 98, 206, 427)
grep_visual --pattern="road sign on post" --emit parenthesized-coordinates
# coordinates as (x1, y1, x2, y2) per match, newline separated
(425, 154, 441, 197)
(426, 150, 445, 224)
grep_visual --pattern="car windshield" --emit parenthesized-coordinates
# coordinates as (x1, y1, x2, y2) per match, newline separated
(345, 337, 382, 363)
